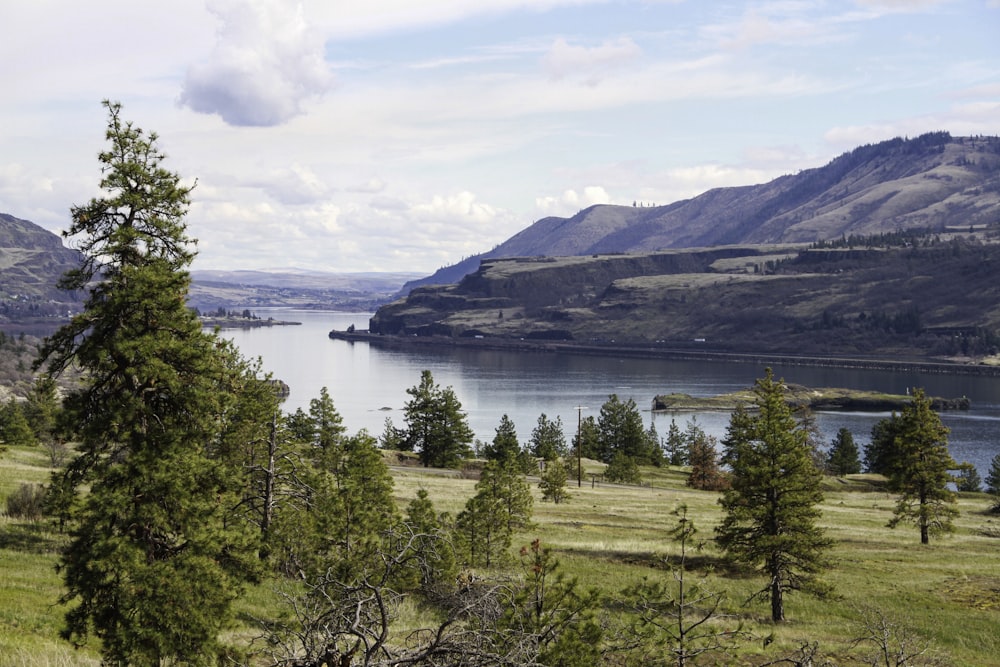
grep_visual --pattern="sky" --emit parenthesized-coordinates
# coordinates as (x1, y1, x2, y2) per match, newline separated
(1, 1, 998, 275)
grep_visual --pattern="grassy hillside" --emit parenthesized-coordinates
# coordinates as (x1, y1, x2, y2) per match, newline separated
(401, 133, 1000, 294)
(0, 213, 82, 331)
(2, 443, 999, 665)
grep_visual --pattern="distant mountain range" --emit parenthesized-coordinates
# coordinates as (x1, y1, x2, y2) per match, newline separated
(187, 269, 422, 312)
(401, 132, 1000, 293)
(0, 212, 421, 324)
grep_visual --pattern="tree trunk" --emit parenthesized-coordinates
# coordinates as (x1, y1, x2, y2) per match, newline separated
(771, 574, 784, 622)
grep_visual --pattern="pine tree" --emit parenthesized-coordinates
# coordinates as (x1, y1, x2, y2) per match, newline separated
(403, 370, 473, 468)
(880, 389, 958, 544)
(539, 457, 571, 504)
(954, 462, 982, 492)
(498, 540, 603, 666)
(605, 451, 642, 485)
(0, 399, 35, 447)
(716, 369, 833, 622)
(483, 413, 521, 462)
(574, 415, 600, 461)
(686, 422, 727, 491)
(456, 459, 533, 568)
(985, 454, 1000, 512)
(597, 394, 653, 464)
(621, 505, 748, 666)
(35, 101, 259, 664)
(645, 420, 664, 466)
(529, 413, 567, 461)
(664, 418, 688, 466)
(23, 374, 60, 445)
(826, 427, 861, 476)
(399, 488, 456, 591)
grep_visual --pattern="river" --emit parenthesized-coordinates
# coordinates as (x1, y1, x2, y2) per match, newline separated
(217, 309, 1000, 477)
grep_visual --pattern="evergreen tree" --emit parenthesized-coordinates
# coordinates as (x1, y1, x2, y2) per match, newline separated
(456, 459, 533, 568)
(308, 386, 346, 468)
(597, 394, 653, 464)
(715, 369, 832, 622)
(272, 428, 399, 581)
(605, 451, 642, 485)
(864, 416, 898, 475)
(879, 390, 958, 544)
(664, 418, 688, 466)
(497, 540, 603, 666)
(529, 413, 567, 461)
(985, 454, 1000, 512)
(35, 101, 259, 664)
(645, 420, 664, 467)
(23, 374, 60, 445)
(403, 370, 473, 468)
(826, 427, 861, 476)
(620, 505, 747, 666)
(574, 415, 600, 461)
(483, 413, 521, 462)
(378, 416, 406, 450)
(954, 462, 982, 492)
(0, 399, 35, 447)
(686, 422, 727, 491)
(399, 488, 456, 591)
(539, 457, 571, 504)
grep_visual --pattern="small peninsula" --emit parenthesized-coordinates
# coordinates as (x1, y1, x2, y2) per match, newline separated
(652, 384, 970, 412)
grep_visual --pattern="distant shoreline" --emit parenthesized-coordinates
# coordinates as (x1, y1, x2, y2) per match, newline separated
(327, 329, 1000, 378)
(201, 317, 302, 329)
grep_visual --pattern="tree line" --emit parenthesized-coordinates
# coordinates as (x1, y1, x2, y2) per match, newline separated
(4, 102, 998, 666)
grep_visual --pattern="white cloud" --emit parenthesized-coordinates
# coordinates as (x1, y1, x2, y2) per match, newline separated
(535, 186, 612, 217)
(542, 37, 642, 84)
(179, 0, 334, 126)
(824, 100, 1000, 151)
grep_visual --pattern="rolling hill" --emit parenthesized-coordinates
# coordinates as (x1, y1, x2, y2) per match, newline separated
(0, 213, 83, 332)
(402, 132, 1000, 294)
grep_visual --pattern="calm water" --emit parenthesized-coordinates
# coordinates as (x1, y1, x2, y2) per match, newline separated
(218, 309, 1000, 477)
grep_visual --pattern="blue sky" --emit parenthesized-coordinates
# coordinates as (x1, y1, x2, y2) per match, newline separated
(1, 0, 998, 274)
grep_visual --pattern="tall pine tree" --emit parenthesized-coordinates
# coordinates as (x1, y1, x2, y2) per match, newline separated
(879, 389, 958, 544)
(36, 101, 259, 664)
(715, 369, 832, 622)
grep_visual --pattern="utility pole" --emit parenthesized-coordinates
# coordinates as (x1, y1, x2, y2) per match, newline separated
(574, 405, 588, 487)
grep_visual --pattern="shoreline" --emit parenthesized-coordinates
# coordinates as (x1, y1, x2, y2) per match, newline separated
(328, 329, 1000, 378)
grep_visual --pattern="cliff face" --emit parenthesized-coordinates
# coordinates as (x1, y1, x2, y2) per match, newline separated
(369, 235, 1000, 360)
(400, 133, 1000, 294)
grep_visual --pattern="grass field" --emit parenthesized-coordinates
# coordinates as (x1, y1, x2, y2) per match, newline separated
(2, 445, 999, 666)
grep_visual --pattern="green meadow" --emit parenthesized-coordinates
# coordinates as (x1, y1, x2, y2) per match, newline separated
(2, 446, 998, 666)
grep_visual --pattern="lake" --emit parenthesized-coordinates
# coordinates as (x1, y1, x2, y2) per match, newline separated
(217, 309, 1000, 477)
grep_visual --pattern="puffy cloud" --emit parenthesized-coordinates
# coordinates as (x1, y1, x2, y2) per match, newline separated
(179, 0, 333, 126)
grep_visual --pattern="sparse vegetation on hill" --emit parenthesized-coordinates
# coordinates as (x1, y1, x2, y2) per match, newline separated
(401, 132, 1000, 294)
(369, 231, 1000, 362)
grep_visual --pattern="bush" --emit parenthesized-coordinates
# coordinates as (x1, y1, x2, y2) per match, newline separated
(605, 452, 642, 485)
(4, 483, 46, 520)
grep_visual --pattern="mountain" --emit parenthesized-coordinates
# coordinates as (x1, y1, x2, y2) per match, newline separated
(368, 233, 1000, 361)
(401, 132, 1000, 294)
(0, 212, 83, 331)
(188, 269, 423, 312)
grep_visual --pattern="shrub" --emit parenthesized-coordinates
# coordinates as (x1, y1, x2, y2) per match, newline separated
(605, 452, 642, 485)
(5, 483, 46, 520)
